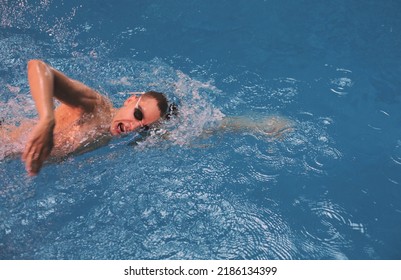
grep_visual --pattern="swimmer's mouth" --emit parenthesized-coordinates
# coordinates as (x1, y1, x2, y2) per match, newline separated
(112, 122, 134, 135)
(117, 123, 126, 133)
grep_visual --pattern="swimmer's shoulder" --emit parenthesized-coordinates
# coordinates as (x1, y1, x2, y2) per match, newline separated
(94, 93, 115, 118)
(97, 93, 113, 109)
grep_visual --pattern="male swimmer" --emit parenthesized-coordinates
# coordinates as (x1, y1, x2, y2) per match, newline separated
(1, 60, 292, 176)
(1, 60, 171, 176)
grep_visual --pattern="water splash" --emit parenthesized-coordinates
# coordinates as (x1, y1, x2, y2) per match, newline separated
(0, 0, 82, 46)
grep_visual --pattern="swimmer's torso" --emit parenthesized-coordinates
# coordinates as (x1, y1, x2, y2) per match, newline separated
(51, 103, 113, 158)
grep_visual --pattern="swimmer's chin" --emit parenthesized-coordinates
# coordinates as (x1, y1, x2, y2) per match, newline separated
(110, 127, 120, 136)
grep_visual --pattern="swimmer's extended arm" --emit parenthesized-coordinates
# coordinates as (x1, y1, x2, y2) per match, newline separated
(22, 59, 103, 176)
(218, 116, 294, 138)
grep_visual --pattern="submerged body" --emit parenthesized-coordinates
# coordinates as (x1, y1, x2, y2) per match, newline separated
(1, 60, 293, 176)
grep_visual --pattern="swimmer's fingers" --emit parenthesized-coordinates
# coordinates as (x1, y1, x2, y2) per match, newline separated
(22, 140, 37, 176)
(22, 136, 36, 162)
(28, 146, 51, 176)
(22, 141, 32, 162)
(22, 139, 39, 176)
(23, 140, 52, 176)
(23, 147, 37, 176)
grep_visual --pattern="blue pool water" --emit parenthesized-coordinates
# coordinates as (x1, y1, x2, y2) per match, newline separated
(1, 0, 401, 259)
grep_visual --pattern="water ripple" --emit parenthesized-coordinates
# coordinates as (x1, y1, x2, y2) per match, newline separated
(211, 194, 296, 259)
(280, 116, 342, 176)
(297, 199, 369, 259)
(329, 68, 354, 96)
(390, 140, 401, 165)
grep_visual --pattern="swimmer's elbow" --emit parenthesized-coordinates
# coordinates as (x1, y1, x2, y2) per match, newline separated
(27, 60, 54, 75)
(27, 59, 54, 82)
(27, 59, 45, 69)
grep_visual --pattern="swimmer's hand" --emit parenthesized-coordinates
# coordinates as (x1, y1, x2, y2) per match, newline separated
(220, 116, 293, 139)
(254, 116, 294, 138)
(22, 119, 55, 176)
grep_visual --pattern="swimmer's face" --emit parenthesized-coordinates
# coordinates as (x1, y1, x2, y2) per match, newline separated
(110, 95, 161, 135)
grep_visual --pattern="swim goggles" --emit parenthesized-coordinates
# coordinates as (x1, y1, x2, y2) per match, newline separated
(133, 94, 145, 127)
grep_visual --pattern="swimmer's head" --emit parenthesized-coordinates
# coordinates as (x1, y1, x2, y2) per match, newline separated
(110, 91, 169, 135)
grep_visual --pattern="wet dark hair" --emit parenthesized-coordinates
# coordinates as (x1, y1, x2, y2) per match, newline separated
(143, 91, 178, 119)
(143, 91, 168, 117)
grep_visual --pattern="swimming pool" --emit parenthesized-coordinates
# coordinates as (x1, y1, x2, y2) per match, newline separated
(1, 0, 401, 259)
